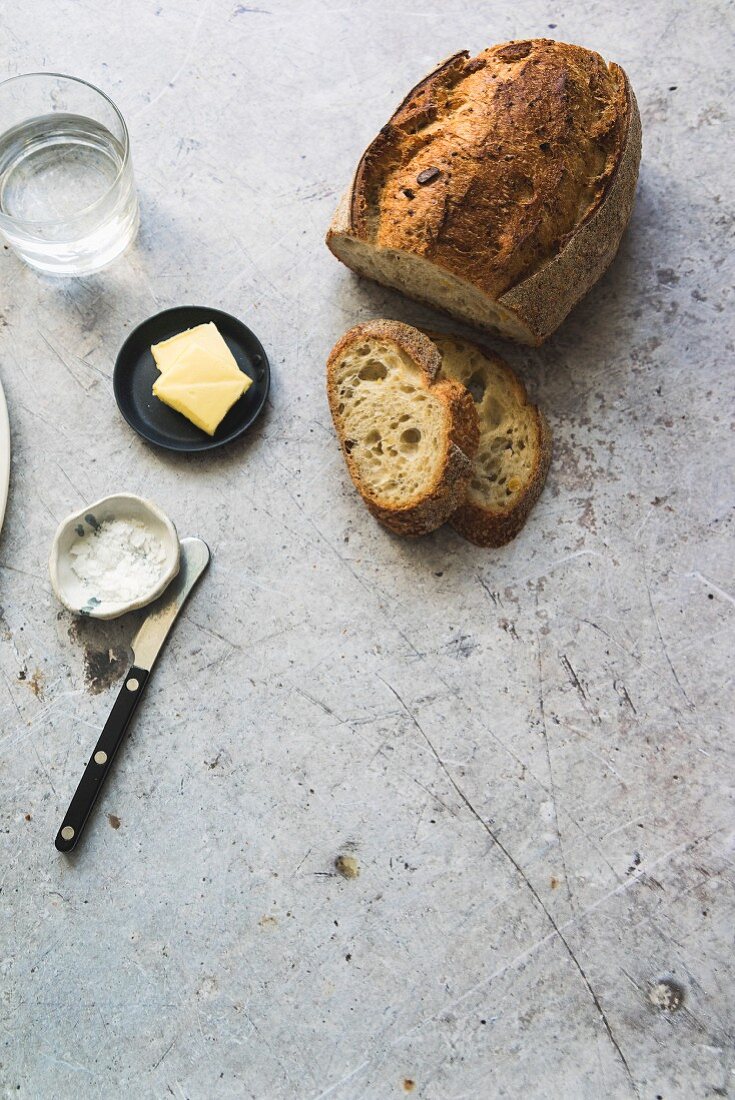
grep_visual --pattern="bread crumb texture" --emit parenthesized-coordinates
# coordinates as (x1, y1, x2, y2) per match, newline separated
(433, 335, 536, 511)
(429, 331, 552, 547)
(327, 320, 479, 538)
(330, 338, 446, 506)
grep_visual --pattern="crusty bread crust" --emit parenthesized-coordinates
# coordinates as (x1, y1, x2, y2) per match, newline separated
(498, 79, 641, 343)
(326, 320, 479, 536)
(426, 331, 552, 546)
(327, 40, 642, 346)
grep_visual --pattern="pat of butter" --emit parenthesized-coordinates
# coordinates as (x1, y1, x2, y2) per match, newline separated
(151, 322, 238, 373)
(154, 379, 247, 435)
(163, 339, 245, 382)
(152, 349, 252, 436)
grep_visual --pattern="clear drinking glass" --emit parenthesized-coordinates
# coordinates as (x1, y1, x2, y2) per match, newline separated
(0, 73, 139, 276)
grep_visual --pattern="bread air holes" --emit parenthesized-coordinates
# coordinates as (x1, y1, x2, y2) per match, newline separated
(358, 359, 388, 381)
(364, 429, 383, 455)
(399, 427, 421, 453)
(481, 452, 499, 477)
(485, 397, 503, 427)
(466, 371, 486, 403)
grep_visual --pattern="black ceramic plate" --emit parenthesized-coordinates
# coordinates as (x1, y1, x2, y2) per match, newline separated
(113, 306, 270, 452)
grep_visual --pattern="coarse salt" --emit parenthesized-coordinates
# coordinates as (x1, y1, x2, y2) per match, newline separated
(68, 517, 168, 603)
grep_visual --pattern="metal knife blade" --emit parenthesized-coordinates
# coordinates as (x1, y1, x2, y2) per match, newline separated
(132, 537, 210, 671)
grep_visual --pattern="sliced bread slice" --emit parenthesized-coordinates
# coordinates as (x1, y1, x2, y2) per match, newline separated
(429, 332, 552, 546)
(326, 320, 479, 536)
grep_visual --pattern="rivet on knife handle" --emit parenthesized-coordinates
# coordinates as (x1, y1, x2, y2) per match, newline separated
(54, 666, 150, 852)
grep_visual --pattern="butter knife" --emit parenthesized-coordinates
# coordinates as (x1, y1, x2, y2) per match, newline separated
(55, 537, 210, 853)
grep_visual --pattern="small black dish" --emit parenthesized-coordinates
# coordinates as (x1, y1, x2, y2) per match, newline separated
(113, 305, 270, 452)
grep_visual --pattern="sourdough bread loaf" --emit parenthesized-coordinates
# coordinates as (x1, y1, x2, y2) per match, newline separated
(327, 39, 641, 345)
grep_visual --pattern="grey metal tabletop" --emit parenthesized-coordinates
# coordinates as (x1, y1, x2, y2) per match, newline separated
(0, 2, 733, 1097)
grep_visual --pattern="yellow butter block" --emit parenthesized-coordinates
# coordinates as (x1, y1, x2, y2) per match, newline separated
(164, 339, 245, 383)
(151, 322, 238, 373)
(158, 345, 253, 392)
(152, 347, 252, 435)
(153, 377, 248, 436)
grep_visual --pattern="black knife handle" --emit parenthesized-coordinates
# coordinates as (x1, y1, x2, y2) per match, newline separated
(55, 666, 150, 853)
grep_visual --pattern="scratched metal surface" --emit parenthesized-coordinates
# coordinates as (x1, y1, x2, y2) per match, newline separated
(0, 1, 733, 1097)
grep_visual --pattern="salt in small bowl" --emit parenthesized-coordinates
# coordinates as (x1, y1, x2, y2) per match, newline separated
(49, 493, 180, 620)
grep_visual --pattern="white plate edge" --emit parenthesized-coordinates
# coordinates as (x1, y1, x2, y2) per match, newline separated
(0, 377, 9, 535)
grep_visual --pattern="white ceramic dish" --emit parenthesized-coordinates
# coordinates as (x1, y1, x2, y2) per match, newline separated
(49, 493, 180, 620)
(0, 377, 9, 535)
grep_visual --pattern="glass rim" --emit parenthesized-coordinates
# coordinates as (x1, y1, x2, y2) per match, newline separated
(0, 71, 131, 230)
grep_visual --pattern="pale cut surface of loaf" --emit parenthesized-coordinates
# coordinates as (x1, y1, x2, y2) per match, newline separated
(327, 39, 642, 346)
(326, 321, 478, 536)
(430, 332, 552, 546)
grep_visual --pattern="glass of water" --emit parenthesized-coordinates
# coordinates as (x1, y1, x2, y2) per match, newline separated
(0, 73, 139, 276)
